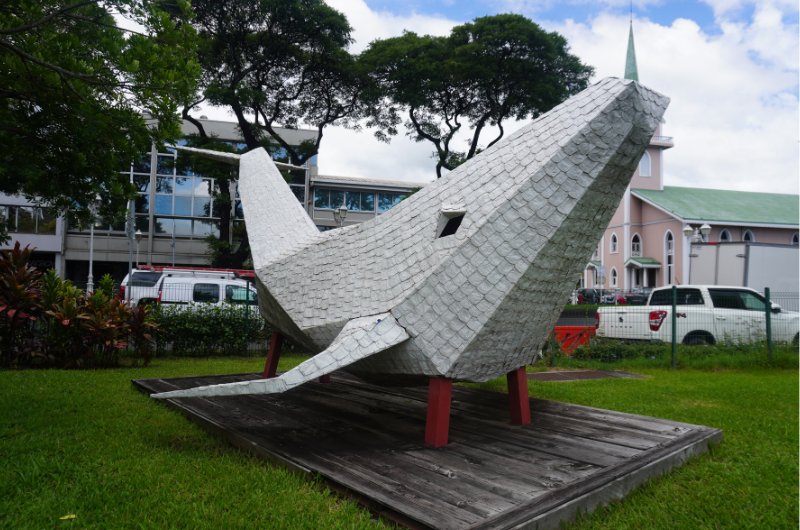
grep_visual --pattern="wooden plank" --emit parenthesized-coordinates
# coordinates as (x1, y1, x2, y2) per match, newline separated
(315, 382, 641, 466)
(452, 436, 602, 479)
(210, 396, 485, 529)
(132, 373, 722, 530)
(374, 382, 694, 442)
(291, 383, 633, 475)
(464, 427, 722, 530)
(150, 390, 476, 530)
(206, 384, 602, 517)
(187, 389, 496, 527)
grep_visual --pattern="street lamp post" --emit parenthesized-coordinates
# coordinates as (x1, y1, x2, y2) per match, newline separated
(699, 223, 711, 242)
(135, 229, 142, 269)
(333, 202, 348, 228)
(684, 223, 713, 244)
(126, 200, 134, 294)
(87, 220, 95, 293)
(87, 199, 100, 293)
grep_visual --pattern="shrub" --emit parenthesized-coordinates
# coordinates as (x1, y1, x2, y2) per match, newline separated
(152, 302, 275, 357)
(0, 245, 159, 369)
(0, 243, 42, 367)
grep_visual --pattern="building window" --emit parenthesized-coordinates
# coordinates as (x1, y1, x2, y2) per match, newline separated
(377, 193, 408, 213)
(1, 206, 57, 235)
(610, 233, 618, 253)
(665, 231, 674, 285)
(610, 267, 618, 287)
(639, 151, 651, 177)
(314, 188, 382, 213)
(719, 229, 730, 242)
(631, 234, 641, 257)
(792, 233, 798, 245)
(743, 230, 754, 242)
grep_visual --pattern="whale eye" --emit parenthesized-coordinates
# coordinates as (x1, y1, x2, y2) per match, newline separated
(436, 204, 466, 238)
(438, 214, 464, 238)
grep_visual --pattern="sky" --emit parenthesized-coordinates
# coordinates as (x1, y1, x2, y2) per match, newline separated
(193, 0, 800, 194)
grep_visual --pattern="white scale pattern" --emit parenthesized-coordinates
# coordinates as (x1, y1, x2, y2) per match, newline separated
(153, 78, 668, 400)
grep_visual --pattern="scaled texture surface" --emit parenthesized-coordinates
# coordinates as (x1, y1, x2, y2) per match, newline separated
(153, 78, 668, 400)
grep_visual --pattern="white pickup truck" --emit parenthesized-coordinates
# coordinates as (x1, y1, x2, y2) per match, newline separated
(596, 285, 799, 345)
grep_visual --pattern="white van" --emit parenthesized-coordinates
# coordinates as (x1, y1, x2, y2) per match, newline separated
(120, 268, 257, 308)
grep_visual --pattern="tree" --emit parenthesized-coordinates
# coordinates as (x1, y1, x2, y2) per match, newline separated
(361, 14, 594, 179)
(0, 0, 199, 242)
(181, 0, 387, 268)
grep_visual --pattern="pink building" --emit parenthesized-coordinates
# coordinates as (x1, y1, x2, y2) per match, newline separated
(582, 24, 799, 290)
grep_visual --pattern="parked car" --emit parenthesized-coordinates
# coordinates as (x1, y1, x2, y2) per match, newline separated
(596, 285, 799, 345)
(120, 268, 257, 308)
(616, 288, 653, 306)
(575, 288, 601, 305)
(600, 289, 619, 304)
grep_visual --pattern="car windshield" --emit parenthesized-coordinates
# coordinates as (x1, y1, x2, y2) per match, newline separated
(226, 285, 258, 305)
(130, 271, 162, 286)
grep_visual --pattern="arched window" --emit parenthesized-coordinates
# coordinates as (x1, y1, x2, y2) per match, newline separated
(719, 229, 731, 242)
(610, 233, 618, 253)
(665, 231, 674, 285)
(610, 267, 618, 287)
(631, 234, 641, 257)
(743, 230, 754, 242)
(792, 232, 799, 245)
(639, 151, 651, 177)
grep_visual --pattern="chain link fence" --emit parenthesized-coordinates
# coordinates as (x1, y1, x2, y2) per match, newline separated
(547, 288, 799, 368)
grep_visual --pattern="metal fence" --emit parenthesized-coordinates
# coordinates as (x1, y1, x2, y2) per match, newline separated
(549, 288, 799, 367)
(68, 279, 798, 364)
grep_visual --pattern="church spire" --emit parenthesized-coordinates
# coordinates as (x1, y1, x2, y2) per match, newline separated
(624, 21, 639, 82)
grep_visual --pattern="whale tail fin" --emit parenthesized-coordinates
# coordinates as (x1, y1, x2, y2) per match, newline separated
(169, 145, 320, 268)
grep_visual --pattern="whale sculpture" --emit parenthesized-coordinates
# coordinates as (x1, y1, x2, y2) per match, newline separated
(152, 78, 668, 408)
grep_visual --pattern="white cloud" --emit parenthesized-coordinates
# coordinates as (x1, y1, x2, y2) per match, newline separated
(546, 11, 798, 194)
(325, 0, 457, 52)
(189, 1, 800, 194)
(315, 0, 462, 183)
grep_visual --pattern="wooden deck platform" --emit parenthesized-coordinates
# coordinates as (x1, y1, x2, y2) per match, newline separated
(132, 372, 722, 530)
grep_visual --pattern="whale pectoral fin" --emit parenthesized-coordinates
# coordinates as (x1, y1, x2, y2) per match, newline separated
(150, 313, 409, 400)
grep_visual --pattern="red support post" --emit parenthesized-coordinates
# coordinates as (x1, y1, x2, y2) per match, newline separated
(507, 366, 531, 425)
(425, 377, 453, 448)
(318, 374, 331, 383)
(262, 332, 284, 379)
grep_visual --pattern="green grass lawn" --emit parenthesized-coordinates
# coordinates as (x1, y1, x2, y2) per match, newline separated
(1, 355, 797, 529)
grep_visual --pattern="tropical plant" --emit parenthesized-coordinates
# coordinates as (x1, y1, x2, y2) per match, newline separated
(0, 246, 160, 368)
(0, 243, 42, 367)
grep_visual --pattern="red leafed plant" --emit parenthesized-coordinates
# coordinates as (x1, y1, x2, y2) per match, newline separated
(0, 243, 42, 368)
(1, 243, 162, 369)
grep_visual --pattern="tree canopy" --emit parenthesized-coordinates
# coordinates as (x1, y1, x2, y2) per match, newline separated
(0, 0, 199, 240)
(182, 0, 389, 268)
(361, 14, 594, 178)
(186, 0, 384, 165)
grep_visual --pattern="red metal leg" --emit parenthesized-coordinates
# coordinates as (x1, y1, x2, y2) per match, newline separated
(262, 332, 284, 379)
(507, 366, 531, 425)
(425, 377, 453, 448)
(318, 374, 331, 383)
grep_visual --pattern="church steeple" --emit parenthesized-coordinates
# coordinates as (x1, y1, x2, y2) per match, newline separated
(624, 22, 639, 81)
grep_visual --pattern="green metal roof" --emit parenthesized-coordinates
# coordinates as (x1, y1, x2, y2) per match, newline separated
(632, 186, 799, 227)
(626, 257, 661, 268)
(624, 22, 639, 82)
(588, 261, 602, 267)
